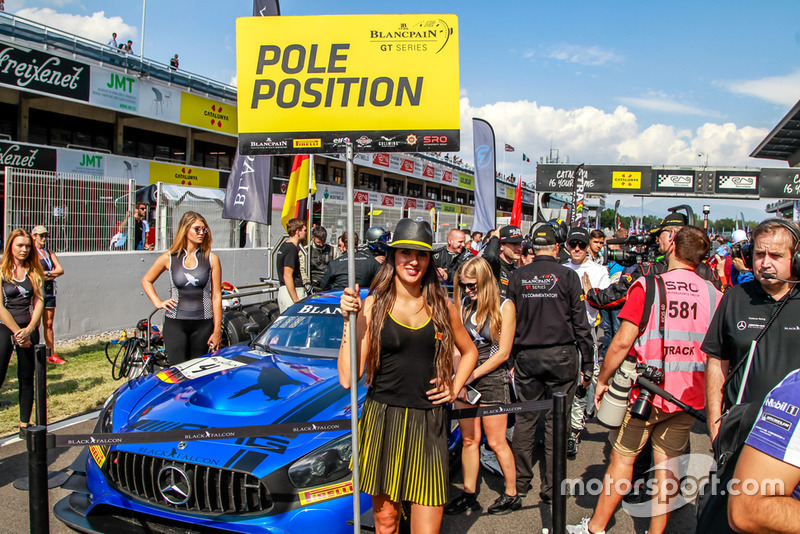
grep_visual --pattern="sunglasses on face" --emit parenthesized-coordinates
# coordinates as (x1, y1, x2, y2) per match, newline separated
(459, 282, 478, 291)
(568, 241, 588, 249)
(191, 226, 209, 235)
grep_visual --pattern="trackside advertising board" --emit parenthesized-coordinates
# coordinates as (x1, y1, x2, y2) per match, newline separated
(236, 14, 460, 155)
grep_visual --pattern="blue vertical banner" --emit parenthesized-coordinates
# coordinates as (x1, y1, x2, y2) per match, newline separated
(472, 118, 497, 234)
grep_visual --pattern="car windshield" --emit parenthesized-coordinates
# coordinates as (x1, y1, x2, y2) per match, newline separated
(256, 302, 344, 358)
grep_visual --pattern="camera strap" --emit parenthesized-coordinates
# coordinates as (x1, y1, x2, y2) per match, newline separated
(656, 275, 668, 368)
(724, 288, 793, 406)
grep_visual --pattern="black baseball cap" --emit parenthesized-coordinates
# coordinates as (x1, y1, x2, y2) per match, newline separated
(499, 225, 523, 243)
(567, 227, 590, 245)
(532, 224, 557, 246)
(654, 212, 688, 232)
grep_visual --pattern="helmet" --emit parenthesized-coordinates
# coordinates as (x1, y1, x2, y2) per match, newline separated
(365, 226, 390, 244)
(365, 226, 390, 255)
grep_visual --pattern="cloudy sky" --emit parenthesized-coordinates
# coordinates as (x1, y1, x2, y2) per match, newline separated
(5, 0, 800, 220)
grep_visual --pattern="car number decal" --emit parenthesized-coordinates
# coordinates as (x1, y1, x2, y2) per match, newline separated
(157, 356, 247, 383)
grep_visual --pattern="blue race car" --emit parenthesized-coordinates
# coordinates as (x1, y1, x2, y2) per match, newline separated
(55, 290, 462, 533)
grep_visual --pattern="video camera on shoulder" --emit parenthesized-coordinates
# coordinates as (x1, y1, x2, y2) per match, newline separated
(603, 204, 695, 267)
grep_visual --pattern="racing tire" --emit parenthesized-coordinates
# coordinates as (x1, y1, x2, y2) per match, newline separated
(222, 309, 251, 346)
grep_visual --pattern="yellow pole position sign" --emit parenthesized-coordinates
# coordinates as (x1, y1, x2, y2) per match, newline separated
(236, 14, 460, 156)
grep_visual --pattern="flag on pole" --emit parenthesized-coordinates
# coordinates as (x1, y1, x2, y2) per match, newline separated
(504, 143, 515, 152)
(522, 153, 530, 163)
(510, 175, 522, 227)
(222, 152, 272, 225)
(281, 154, 316, 228)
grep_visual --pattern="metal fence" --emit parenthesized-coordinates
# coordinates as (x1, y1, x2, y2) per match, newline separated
(3, 168, 243, 253)
(4, 167, 134, 253)
(320, 201, 366, 244)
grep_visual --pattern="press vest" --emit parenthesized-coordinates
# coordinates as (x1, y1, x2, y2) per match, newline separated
(630, 268, 721, 412)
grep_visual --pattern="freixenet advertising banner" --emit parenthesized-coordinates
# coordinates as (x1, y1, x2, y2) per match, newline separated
(236, 14, 460, 155)
(0, 43, 90, 101)
(0, 43, 236, 137)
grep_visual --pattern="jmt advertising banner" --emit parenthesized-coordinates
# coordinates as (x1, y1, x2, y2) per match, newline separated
(236, 14, 460, 155)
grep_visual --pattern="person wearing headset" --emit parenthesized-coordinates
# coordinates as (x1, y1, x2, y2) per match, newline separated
(703, 218, 800, 443)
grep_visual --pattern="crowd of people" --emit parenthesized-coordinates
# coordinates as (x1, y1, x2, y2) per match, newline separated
(310, 212, 796, 533)
(2, 208, 798, 533)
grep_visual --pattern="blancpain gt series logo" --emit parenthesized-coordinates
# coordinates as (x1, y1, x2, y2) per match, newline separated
(521, 274, 558, 292)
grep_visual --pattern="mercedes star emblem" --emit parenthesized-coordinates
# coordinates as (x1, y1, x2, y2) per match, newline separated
(157, 465, 192, 505)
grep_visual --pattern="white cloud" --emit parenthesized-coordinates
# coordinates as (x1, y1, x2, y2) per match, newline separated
(458, 97, 770, 170)
(721, 69, 800, 106)
(14, 8, 136, 44)
(546, 44, 622, 66)
(618, 91, 723, 118)
(229, 75, 237, 87)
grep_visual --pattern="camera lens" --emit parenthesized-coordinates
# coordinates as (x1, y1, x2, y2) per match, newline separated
(629, 390, 654, 420)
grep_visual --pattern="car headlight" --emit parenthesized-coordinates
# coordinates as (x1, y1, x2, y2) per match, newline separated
(99, 394, 116, 433)
(287, 434, 352, 488)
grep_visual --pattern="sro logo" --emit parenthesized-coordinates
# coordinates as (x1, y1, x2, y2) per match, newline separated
(423, 135, 448, 144)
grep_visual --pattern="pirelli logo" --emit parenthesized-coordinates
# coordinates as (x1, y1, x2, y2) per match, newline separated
(299, 480, 353, 505)
(89, 444, 107, 468)
(293, 138, 322, 148)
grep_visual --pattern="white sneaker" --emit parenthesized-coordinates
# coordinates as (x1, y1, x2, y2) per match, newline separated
(566, 517, 606, 534)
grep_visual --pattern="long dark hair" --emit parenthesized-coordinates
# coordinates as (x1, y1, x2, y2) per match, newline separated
(366, 248, 455, 392)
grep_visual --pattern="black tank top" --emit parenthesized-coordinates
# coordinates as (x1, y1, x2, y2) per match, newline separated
(166, 250, 213, 320)
(2, 274, 35, 325)
(368, 313, 437, 409)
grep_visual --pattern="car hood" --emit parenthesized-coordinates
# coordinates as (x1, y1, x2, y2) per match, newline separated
(112, 346, 360, 477)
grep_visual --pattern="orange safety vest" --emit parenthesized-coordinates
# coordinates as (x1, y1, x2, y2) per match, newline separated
(630, 268, 722, 413)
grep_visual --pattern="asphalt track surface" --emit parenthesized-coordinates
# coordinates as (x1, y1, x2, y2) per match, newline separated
(0, 412, 710, 534)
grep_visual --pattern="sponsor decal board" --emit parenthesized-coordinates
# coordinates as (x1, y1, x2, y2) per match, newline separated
(180, 92, 238, 136)
(0, 43, 90, 101)
(149, 162, 222, 188)
(90, 69, 140, 112)
(759, 168, 800, 199)
(236, 14, 460, 155)
(0, 140, 57, 172)
(715, 170, 759, 196)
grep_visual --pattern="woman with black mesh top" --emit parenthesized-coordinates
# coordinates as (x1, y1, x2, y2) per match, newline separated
(142, 212, 222, 365)
(339, 218, 478, 534)
(0, 229, 45, 435)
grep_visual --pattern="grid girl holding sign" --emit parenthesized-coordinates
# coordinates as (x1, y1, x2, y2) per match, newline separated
(338, 218, 477, 533)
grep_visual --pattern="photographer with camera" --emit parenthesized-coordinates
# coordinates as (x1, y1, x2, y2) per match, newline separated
(568, 226, 722, 534)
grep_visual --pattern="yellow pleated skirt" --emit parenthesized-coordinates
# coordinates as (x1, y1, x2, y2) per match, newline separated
(358, 396, 449, 506)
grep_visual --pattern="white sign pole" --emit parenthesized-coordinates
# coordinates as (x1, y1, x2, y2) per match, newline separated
(345, 142, 361, 532)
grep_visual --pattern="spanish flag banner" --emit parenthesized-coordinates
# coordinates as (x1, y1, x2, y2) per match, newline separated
(281, 154, 316, 228)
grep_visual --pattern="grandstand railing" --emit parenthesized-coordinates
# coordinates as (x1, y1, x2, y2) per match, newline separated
(0, 11, 236, 102)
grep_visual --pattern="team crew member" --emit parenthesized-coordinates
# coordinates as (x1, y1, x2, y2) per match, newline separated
(588, 229, 605, 264)
(446, 257, 520, 516)
(321, 232, 381, 291)
(481, 225, 523, 297)
(31, 225, 65, 365)
(729, 370, 800, 532)
(0, 229, 44, 434)
(339, 218, 478, 534)
(564, 227, 611, 457)
(276, 218, 307, 312)
(309, 225, 333, 292)
(703, 218, 800, 441)
(569, 226, 722, 534)
(507, 223, 593, 504)
(142, 212, 222, 365)
(434, 228, 472, 282)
